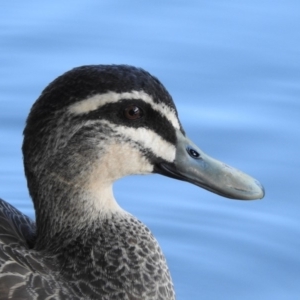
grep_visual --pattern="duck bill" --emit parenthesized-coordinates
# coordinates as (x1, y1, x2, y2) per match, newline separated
(155, 130, 265, 200)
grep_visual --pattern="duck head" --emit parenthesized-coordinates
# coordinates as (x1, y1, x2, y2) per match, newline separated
(22, 65, 264, 240)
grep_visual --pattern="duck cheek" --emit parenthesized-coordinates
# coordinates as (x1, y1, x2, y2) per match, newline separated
(109, 124, 177, 164)
(98, 143, 154, 181)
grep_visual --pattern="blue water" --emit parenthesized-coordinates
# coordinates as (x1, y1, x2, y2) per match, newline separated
(1, 1, 300, 299)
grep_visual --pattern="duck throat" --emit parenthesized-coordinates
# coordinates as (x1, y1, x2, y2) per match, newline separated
(32, 169, 125, 252)
(30, 159, 175, 299)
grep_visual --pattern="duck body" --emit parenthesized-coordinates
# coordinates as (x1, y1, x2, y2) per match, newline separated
(0, 65, 264, 299)
(0, 198, 172, 299)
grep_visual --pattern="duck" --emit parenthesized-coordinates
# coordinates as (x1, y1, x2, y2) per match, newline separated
(0, 65, 264, 300)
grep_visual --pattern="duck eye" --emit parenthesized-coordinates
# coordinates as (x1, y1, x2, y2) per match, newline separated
(124, 105, 143, 120)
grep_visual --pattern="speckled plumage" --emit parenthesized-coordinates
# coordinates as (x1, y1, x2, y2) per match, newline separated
(0, 199, 174, 299)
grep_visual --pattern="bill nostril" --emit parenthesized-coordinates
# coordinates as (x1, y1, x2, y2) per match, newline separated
(186, 147, 201, 159)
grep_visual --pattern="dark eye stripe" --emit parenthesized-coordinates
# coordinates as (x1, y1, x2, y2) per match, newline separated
(79, 100, 177, 145)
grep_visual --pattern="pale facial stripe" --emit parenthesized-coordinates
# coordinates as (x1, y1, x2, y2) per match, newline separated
(68, 90, 181, 130)
(97, 119, 176, 163)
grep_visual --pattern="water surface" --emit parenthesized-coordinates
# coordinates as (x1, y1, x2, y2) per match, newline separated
(1, 1, 300, 299)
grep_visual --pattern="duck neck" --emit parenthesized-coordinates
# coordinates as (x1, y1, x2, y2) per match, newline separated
(33, 170, 125, 252)
(33, 182, 175, 300)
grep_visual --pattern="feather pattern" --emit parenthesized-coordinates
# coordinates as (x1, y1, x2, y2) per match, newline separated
(0, 198, 174, 299)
